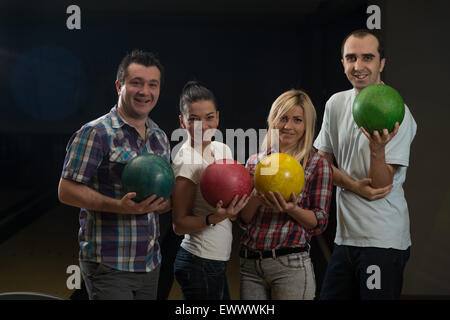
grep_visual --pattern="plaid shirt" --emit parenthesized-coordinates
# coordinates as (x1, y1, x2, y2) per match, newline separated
(240, 150, 333, 250)
(61, 106, 170, 272)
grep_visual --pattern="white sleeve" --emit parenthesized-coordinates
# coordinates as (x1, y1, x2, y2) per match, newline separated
(385, 105, 417, 167)
(224, 143, 234, 160)
(212, 141, 234, 160)
(314, 98, 334, 154)
(172, 148, 203, 184)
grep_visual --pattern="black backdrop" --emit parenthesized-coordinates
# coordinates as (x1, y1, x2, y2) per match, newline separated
(0, 0, 366, 189)
(0, 0, 370, 300)
(6, 0, 449, 300)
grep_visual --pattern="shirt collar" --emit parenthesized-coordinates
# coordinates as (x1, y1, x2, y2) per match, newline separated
(109, 105, 159, 132)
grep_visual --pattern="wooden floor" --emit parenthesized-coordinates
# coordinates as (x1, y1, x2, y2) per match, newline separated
(0, 193, 242, 300)
(2, 194, 449, 301)
(0, 202, 79, 299)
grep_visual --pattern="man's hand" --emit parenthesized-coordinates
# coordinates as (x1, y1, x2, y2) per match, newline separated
(360, 122, 399, 152)
(119, 193, 168, 214)
(354, 178, 392, 201)
(317, 148, 395, 200)
(156, 198, 172, 214)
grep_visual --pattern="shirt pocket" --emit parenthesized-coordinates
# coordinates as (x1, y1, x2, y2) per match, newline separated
(109, 147, 137, 164)
(105, 147, 137, 192)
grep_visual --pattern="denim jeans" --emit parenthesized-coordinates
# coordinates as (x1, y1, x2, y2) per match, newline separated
(320, 245, 410, 300)
(240, 251, 316, 300)
(80, 261, 160, 300)
(174, 247, 230, 300)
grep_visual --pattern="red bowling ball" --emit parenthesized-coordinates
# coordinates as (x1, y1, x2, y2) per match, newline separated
(200, 159, 252, 208)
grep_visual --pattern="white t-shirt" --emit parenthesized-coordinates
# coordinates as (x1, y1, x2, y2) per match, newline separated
(172, 141, 234, 261)
(314, 88, 417, 250)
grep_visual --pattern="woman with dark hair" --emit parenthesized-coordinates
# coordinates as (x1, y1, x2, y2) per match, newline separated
(171, 81, 249, 300)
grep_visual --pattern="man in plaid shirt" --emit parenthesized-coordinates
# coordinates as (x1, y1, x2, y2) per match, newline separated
(58, 50, 171, 300)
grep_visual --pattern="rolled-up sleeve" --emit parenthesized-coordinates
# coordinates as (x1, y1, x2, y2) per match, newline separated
(308, 157, 333, 236)
(61, 125, 106, 185)
(238, 154, 259, 230)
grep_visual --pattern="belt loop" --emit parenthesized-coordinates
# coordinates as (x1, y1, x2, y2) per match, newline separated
(271, 248, 276, 259)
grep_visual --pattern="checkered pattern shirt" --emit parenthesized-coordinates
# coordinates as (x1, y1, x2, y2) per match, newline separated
(240, 150, 333, 250)
(61, 106, 170, 272)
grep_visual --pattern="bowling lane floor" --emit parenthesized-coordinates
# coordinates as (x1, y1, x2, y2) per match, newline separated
(0, 199, 80, 299)
(0, 191, 242, 300)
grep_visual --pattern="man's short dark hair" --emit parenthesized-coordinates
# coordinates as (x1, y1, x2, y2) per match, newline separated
(116, 50, 164, 86)
(341, 29, 385, 60)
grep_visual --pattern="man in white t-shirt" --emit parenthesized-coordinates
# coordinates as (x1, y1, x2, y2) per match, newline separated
(314, 29, 417, 299)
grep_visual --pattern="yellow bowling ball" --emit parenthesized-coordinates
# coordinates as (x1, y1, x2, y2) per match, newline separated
(254, 153, 305, 202)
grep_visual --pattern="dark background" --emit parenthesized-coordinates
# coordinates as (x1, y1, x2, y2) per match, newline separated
(0, 0, 449, 298)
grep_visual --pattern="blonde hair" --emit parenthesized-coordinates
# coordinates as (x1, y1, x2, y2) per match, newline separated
(261, 89, 317, 166)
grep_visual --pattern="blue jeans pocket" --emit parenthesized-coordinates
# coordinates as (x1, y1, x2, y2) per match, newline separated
(204, 260, 226, 276)
(174, 248, 228, 300)
(174, 268, 191, 285)
(80, 261, 108, 278)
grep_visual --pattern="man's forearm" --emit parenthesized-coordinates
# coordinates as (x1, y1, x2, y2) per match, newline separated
(332, 162, 394, 201)
(369, 150, 394, 188)
(58, 178, 122, 213)
(318, 150, 393, 201)
(331, 165, 357, 193)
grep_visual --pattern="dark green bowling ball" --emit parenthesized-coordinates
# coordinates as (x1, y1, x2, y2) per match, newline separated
(121, 153, 175, 203)
(352, 84, 405, 134)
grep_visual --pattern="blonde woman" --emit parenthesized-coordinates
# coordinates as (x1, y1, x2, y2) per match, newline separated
(239, 89, 333, 300)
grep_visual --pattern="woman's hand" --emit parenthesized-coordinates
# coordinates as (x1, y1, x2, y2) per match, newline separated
(266, 191, 298, 215)
(213, 194, 250, 222)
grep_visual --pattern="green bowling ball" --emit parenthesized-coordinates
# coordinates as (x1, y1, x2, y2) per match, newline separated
(121, 153, 175, 203)
(352, 84, 405, 134)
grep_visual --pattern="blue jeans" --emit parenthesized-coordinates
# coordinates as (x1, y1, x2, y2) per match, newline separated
(174, 247, 230, 300)
(320, 245, 410, 300)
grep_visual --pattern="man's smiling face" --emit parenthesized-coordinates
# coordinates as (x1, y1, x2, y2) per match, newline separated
(116, 63, 161, 119)
(341, 34, 385, 93)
